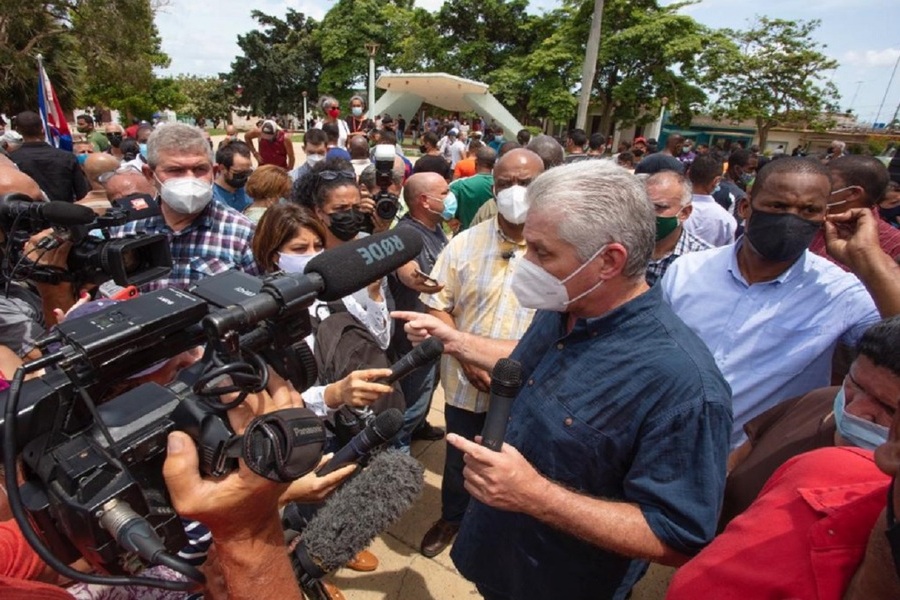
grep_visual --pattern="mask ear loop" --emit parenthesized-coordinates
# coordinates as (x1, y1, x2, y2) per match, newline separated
(560, 244, 608, 306)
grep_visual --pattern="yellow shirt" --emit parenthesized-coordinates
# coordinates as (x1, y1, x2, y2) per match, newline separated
(421, 218, 535, 413)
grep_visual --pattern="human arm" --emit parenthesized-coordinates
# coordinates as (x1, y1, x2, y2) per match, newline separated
(23, 229, 77, 326)
(284, 135, 295, 170)
(826, 208, 900, 318)
(243, 129, 261, 163)
(391, 309, 518, 373)
(322, 368, 394, 410)
(395, 260, 444, 294)
(446, 434, 688, 566)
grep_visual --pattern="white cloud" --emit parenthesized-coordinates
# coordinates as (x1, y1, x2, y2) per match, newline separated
(843, 48, 900, 68)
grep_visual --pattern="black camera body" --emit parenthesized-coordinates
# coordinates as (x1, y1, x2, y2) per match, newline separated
(372, 144, 399, 221)
(1, 269, 328, 579)
(0, 192, 172, 287)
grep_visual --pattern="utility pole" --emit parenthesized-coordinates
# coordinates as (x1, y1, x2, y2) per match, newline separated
(365, 43, 379, 117)
(873, 50, 900, 127)
(575, 0, 604, 131)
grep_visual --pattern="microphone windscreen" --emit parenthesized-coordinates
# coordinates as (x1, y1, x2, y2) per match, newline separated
(490, 358, 523, 397)
(304, 229, 423, 301)
(371, 408, 404, 441)
(302, 450, 424, 573)
(41, 202, 96, 226)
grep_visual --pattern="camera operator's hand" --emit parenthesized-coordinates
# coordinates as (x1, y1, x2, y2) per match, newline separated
(358, 191, 392, 233)
(279, 454, 356, 505)
(323, 368, 393, 409)
(23, 228, 72, 270)
(225, 368, 304, 434)
(24, 228, 78, 326)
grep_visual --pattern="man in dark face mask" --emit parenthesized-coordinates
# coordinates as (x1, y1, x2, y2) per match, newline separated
(661, 157, 900, 450)
(212, 141, 253, 212)
(103, 122, 125, 160)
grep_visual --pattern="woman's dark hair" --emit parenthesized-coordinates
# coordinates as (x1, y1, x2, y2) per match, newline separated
(292, 156, 356, 210)
(120, 139, 142, 162)
(253, 203, 327, 273)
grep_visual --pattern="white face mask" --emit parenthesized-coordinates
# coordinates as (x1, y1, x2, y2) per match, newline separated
(157, 176, 213, 214)
(306, 153, 325, 167)
(496, 185, 529, 224)
(277, 251, 321, 274)
(511, 245, 608, 312)
(833, 383, 889, 450)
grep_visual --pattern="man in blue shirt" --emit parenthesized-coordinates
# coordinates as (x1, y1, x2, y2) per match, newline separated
(211, 141, 253, 212)
(662, 157, 900, 448)
(395, 160, 732, 599)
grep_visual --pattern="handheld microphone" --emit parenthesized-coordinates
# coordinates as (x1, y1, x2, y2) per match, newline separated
(305, 228, 423, 301)
(480, 358, 523, 451)
(315, 408, 404, 476)
(289, 450, 424, 580)
(0, 194, 96, 227)
(379, 337, 444, 385)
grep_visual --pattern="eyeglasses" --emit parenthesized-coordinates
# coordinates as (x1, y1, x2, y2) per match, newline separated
(317, 170, 356, 182)
(98, 164, 143, 185)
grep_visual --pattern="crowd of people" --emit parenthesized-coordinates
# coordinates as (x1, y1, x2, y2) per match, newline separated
(0, 100, 900, 600)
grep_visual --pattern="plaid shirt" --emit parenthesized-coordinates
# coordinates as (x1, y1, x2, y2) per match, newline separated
(112, 198, 259, 292)
(422, 218, 535, 413)
(646, 229, 712, 286)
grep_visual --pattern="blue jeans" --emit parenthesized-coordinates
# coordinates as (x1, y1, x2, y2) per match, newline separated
(395, 362, 439, 449)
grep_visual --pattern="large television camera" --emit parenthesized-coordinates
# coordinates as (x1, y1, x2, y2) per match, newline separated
(0, 229, 422, 591)
(372, 144, 400, 221)
(0, 192, 172, 288)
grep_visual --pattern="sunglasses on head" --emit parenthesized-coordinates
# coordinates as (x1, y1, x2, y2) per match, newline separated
(318, 170, 356, 182)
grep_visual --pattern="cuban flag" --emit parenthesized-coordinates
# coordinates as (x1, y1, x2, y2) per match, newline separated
(37, 59, 73, 151)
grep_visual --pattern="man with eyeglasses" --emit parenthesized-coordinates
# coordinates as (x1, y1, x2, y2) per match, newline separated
(809, 155, 900, 269)
(212, 141, 253, 212)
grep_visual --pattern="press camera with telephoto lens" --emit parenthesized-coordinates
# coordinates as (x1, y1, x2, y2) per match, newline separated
(372, 144, 399, 221)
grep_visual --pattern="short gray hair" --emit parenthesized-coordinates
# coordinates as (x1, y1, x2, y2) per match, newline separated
(645, 171, 692, 207)
(527, 160, 655, 279)
(318, 95, 339, 111)
(146, 123, 210, 168)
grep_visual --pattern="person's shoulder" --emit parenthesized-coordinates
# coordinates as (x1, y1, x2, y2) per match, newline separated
(667, 243, 729, 274)
(803, 250, 866, 289)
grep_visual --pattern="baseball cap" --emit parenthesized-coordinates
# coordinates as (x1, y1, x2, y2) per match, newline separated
(261, 120, 277, 134)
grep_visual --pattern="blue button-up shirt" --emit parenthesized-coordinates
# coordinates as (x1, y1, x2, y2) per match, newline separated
(450, 285, 732, 600)
(661, 241, 880, 447)
(112, 197, 259, 292)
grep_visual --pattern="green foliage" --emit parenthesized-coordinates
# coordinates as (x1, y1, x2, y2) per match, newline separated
(175, 75, 237, 123)
(225, 9, 321, 117)
(697, 17, 840, 146)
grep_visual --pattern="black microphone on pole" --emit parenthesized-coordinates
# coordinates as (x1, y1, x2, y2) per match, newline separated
(378, 336, 444, 385)
(315, 408, 404, 476)
(480, 358, 523, 451)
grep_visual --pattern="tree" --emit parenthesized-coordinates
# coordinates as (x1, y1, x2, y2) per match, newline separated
(698, 17, 840, 147)
(176, 76, 237, 124)
(225, 9, 322, 117)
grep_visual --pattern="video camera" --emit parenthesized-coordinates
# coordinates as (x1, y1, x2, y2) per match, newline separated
(0, 229, 422, 591)
(0, 192, 172, 288)
(372, 144, 400, 221)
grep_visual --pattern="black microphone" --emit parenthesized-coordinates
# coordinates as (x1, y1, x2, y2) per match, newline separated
(480, 358, 523, 451)
(0, 194, 96, 227)
(305, 228, 423, 301)
(315, 408, 404, 476)
(379, 336, 444, 385)
(289, 450, 424, 581)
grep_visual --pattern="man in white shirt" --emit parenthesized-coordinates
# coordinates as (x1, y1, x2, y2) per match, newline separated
(684, 154, 738, 247)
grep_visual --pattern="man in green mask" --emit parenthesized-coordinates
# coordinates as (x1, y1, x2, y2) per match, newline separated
(645, 171, 711, 285)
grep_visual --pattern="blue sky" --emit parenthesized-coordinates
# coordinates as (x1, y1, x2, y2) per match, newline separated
(155, 0, 900, 124)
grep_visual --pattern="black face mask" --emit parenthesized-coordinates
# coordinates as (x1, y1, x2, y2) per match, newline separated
(327, 208, 366, 241)
(419, 145, 427, 154)
(745, 208, 822, 263)
(226, 172, 250, 189)
(106, 133, 123, 148)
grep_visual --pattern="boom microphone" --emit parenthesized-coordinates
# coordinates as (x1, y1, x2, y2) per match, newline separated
(380, 336, 444, 385)
(480, 358, 523, 451)
(315, 408, 404, 476)
(0, 194, 96, 227)
(305, 228, 423, 301)
(291, 450, 424, 579)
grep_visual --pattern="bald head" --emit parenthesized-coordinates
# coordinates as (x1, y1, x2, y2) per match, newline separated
(526, 135, 564, 170)
(0, 168, 42, 201)
(403, 172, 447, 220)
(225, 125, 237, 137)
(495, 148, 544, 178)
(84, 153, 121, 189)
(348, 136, 371, 160)
(105, 170, 156, 202)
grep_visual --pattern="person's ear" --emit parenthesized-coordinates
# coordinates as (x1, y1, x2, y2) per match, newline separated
(597, 243, 629, 280)
(679, 204, 693, 223)
(738, 196, 751, 222)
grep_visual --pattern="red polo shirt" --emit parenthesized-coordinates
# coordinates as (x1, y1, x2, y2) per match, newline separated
(809, 207, 900, 270)
(0, 520, 71, 598)
(667, 447, 889, 600)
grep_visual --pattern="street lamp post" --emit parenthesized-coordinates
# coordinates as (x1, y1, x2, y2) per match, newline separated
(652, 97, 668, 141)
(302, 91, 308, 132)
(365, 43, 380, 117)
